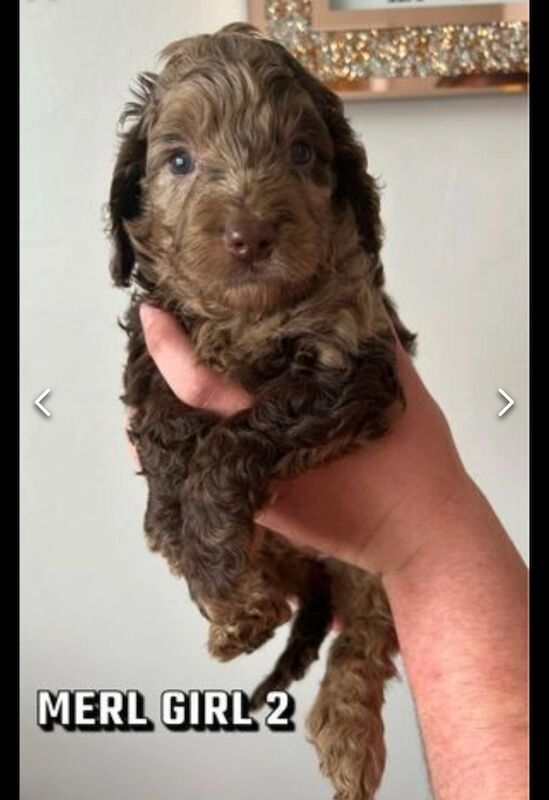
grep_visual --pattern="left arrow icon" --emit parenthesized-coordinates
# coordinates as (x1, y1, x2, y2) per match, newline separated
(35, 388, 51, 417)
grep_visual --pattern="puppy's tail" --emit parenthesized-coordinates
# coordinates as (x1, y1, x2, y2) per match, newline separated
(249, 563, 332, 711)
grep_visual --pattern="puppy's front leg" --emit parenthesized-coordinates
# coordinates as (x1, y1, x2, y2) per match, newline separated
(131, 392, 292, 653)
(180, 335, 402, 602)
(130, 395, 217, 577)
(204, 562, 293, 662)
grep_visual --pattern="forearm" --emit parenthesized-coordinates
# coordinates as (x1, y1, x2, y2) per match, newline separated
(380, 478, 528, 800)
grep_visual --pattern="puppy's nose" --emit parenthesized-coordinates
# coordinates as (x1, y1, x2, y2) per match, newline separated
(224, 218, 275, 262)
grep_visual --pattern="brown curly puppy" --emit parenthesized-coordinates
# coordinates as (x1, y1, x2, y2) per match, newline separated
(109, 23, 416, 800)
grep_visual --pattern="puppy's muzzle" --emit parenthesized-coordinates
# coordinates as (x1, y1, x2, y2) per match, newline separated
(224, 217, 275, 263)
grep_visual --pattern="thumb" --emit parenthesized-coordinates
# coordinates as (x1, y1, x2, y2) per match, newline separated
(139, 304, 253, 418)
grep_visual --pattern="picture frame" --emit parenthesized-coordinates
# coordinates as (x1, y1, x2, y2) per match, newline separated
(247, 0, 528, 100)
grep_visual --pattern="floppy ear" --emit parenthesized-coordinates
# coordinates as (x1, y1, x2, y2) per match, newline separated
(274, 50, 383, 258)
(328, 108, 384, 259)
(108, 72, 156, 287)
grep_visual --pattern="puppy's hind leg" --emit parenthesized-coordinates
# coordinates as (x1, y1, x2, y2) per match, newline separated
(249, 558, 332, 711)
(306, 573, 398, 800)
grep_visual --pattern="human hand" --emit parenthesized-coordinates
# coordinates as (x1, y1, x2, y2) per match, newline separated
(134, 304, 469, 574)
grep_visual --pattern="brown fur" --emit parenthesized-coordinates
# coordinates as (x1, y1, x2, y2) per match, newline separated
(109, 23, 415, 800)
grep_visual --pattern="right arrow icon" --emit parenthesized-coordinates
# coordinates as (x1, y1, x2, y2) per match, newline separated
(498, 388, 515, 418)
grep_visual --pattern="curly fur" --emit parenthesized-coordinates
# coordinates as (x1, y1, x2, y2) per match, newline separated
(109, 23, 416, 800)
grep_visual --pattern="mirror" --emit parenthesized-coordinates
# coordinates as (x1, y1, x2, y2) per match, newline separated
(247, 0, 528, 100)
(331, 1, 508, 8)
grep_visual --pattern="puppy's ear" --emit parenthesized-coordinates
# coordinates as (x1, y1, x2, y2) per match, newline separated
(108, 72, 156, 287)
(328, 105, 383, 258)
(278, 53, 383, 257)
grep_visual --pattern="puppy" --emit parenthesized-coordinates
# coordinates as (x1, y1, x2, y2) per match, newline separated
(109, 23, 416, 800)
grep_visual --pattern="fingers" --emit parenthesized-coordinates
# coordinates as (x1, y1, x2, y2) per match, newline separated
(139, 304, 253, 417)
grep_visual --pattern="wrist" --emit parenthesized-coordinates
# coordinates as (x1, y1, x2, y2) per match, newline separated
(379, 472, 527, 632)
(353, 464, 474, 576)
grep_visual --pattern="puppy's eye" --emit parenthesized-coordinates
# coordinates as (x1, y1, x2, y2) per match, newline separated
(290, 141, 313, 166)
(169, 150, 194, 175)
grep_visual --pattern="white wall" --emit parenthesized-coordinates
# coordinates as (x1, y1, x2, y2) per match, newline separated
(20, 1, 528, 799)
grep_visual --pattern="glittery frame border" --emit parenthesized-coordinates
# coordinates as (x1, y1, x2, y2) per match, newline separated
(248, 0, 528, 99)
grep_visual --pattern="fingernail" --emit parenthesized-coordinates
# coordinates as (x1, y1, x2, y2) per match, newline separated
(139, 304, 161, 328)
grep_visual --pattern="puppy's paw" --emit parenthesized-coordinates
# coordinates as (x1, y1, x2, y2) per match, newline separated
(207, 598, 292, 662)
(306, 699, 384, 800)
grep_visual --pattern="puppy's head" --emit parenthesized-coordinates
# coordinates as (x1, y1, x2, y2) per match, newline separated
(109, 24, 382, 314)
